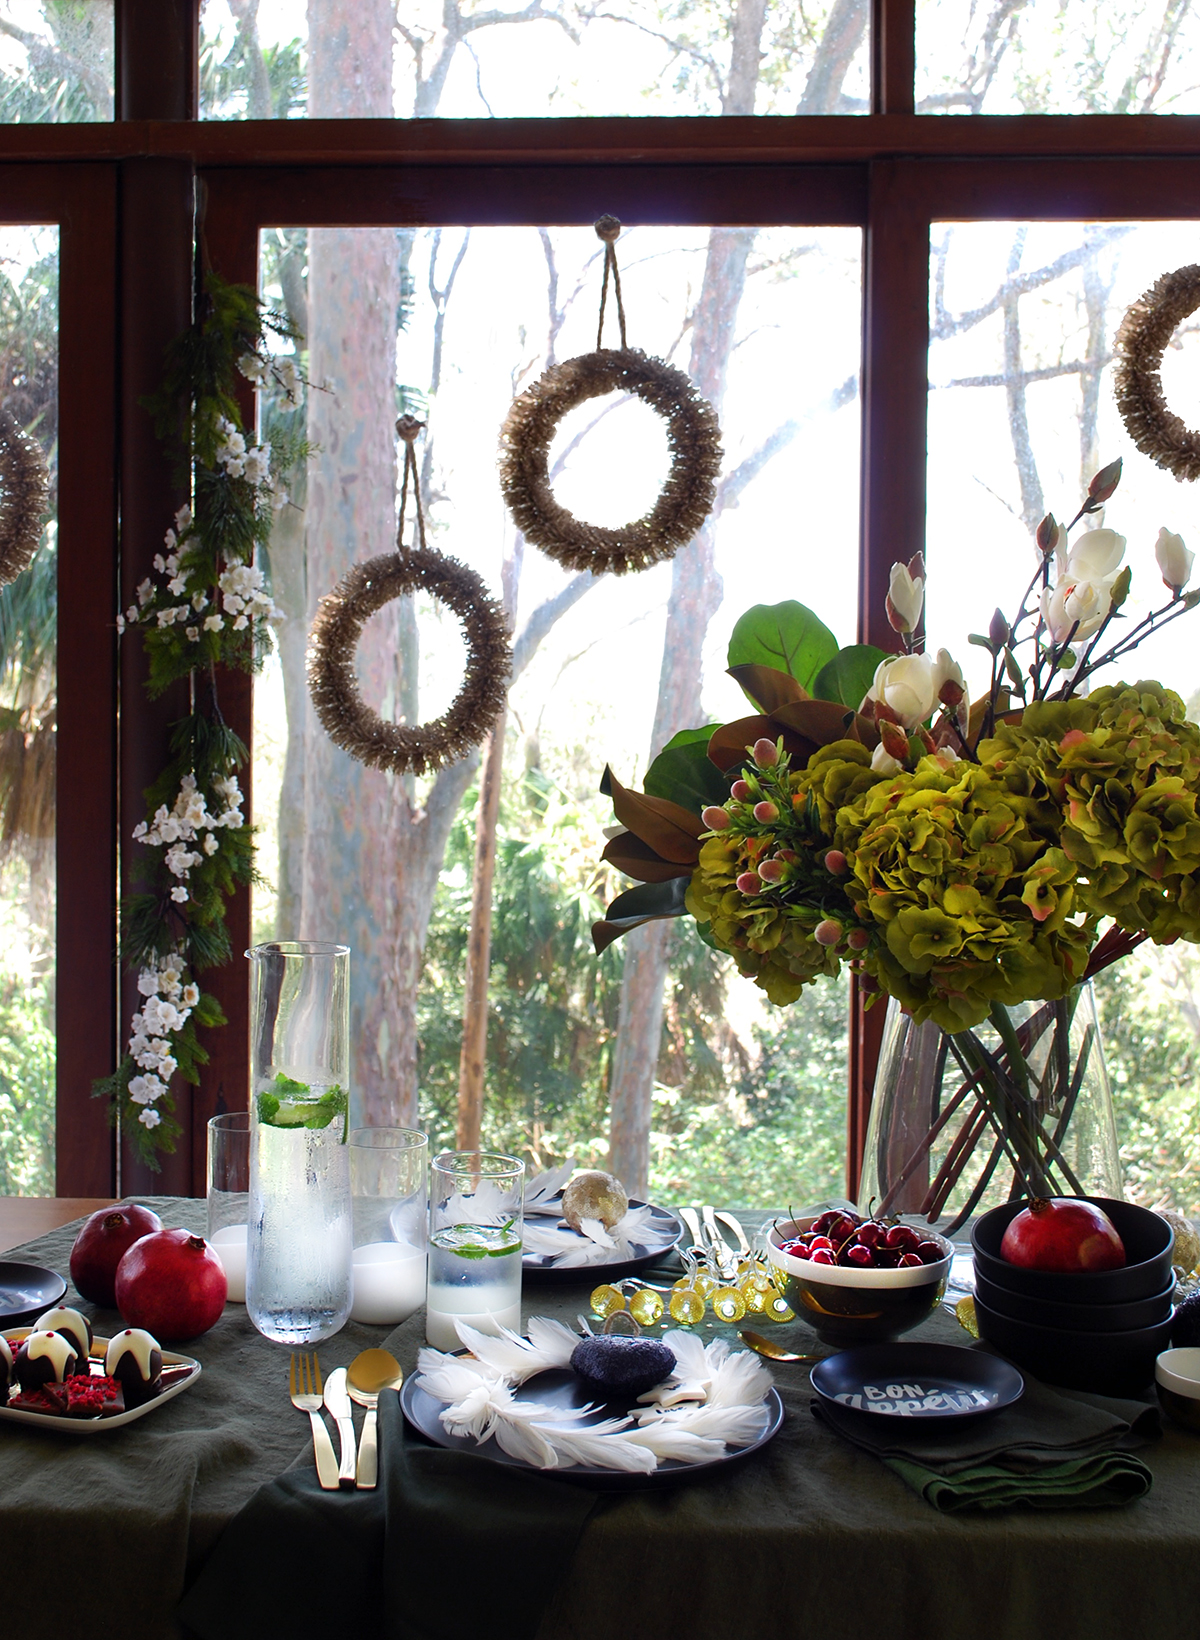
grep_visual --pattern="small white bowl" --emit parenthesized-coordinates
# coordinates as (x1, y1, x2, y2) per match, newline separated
(1155, 1347, 1200, 1432)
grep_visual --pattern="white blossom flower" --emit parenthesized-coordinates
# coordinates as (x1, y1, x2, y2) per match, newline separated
(237, 351, 267, 382)
(153, 552, 166, 573)
(192, 592, 209, 612)
(186, 626, 199, 643)
(168, 575, 187, 596)
(139, 1108, 163, 1130)
(115, 614, 126, 635)
(243, 446, 271, 485)
(233, 614, 249, 630)
(170, 885, 189, 903)
(276, 357, 302, 405)
(175, 504, 192, 532)
(182, 983, 200, 1007)
(1155, 527, 1194, 594)
(165, 553, 179, 576)
(886, 559, 925, 634)
(129, 1074, 166, 1105)
(203, 832, 219, 855)
(137, 578, 153, 607)
(129, 1034, 150, 1058)
(204, 613, 224, 632)
(164, 528, 177, 550)
(137, 969, 160, 997)
(125, 606, 139, 624)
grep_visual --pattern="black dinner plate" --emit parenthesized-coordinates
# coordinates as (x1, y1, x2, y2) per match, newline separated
(401, 1364, 784, 1489)
(810, 1342, 1024, 1422)
(521, 1200, 683, 1283)
(0, 1261, 67, 1325)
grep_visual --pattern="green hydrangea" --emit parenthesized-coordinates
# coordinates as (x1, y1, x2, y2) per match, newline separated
(836, 755, 1094, 1031)
(981, 681, 1200, 943)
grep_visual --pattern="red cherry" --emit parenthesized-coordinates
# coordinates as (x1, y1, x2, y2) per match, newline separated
(791, 1245, 812, 1260)
(884, 1225, 920, 1251)
(811, 1211, 840, 1234)
(916, 1240, 945, 1264)
(810, 1249, 836, 1265)
(856, 1222, 885, 1248)
(809, 1235, 833, 1251)
(846, 1245, 873, 1266)
(899, 1252, 924, 1267)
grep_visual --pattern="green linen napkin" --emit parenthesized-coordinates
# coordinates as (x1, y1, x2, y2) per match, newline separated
(812, 1366, 1159, 1512)
(179, 1390, 600, 1640)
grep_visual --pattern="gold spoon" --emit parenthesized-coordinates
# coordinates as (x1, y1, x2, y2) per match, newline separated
(738, 1328, 820, 1363)
(346, 1348, 404, 1490)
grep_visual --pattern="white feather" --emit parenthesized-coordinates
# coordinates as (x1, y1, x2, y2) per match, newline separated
(520, 1203, 661, 1268)
(453, 1319, 576, 1382)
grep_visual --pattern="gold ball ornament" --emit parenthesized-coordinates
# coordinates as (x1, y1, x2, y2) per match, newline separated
(498, 348, 722, 576)
(1114, 264, 1200, 481)
(562, 1170, 629, 1231)
(0, 409, 48, 586)
(590, 1283, 626, 1318)
(1159, 1208, 1200, 1276)
(668, 1287, 706, 1326)
(307, 545, 511, 777)
(628, 1288, 664, 1326)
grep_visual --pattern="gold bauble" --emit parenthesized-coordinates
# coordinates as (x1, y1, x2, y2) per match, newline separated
(563, 1169, 629, 1231)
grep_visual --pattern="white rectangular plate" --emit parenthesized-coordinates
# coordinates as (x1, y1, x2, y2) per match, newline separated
(0, 1330, 201, 1433)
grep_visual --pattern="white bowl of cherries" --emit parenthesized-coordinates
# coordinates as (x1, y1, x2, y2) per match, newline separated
(769, 1209, 953, 1344)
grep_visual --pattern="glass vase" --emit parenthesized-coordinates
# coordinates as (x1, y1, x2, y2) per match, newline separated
(245, 941, 353, 1345)
(859, 985, 1122, 1236)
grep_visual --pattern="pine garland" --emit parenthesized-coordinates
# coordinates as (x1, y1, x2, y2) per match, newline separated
(94, 275, 307, 1168)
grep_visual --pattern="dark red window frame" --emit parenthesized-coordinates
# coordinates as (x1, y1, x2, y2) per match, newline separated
(11, 0, 1200, 1196)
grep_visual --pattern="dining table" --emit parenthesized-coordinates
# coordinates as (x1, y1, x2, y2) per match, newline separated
(3, 1195, 1200, 1640)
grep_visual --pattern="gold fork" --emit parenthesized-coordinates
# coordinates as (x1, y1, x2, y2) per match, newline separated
(289, 1351, 339, 1490)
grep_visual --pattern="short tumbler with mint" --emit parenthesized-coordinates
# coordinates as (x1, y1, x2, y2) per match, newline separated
(245, 941, 353, 1346)
(427, 1151, 525, 1350)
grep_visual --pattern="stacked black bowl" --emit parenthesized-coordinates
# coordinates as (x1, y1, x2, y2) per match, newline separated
(971, 1198, 1175, 1396)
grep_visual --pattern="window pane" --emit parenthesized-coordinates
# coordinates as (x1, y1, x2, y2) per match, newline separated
(0, 224, 56, 1194)
(917, 0, 1200, 114)
(252, 222, 861, 1201)
(0, 1, 112, 121)
(200, 0, 869, 119)
(925, 219, 1200, 1217)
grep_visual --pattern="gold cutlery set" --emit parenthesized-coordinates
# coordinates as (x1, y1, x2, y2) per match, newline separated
(288, 1347, 403, 1490)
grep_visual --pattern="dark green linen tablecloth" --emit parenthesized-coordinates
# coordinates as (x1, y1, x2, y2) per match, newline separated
(4, 1198, 1200, 1640)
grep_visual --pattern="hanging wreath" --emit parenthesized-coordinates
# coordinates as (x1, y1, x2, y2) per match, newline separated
(498, 217, 723, 576)
(307, 418, 511, 776)
(1114, 264, 1200, 482)
(0, 408, 49, 585)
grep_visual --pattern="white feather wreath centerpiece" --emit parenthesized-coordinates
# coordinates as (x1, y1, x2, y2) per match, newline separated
(414, 1319, 774, 1474)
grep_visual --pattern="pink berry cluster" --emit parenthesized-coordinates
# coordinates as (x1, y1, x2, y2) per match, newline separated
(780, 1208, 946, 1269)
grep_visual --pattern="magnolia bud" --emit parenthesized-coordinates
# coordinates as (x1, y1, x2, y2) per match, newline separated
(735, 871, 762, 896)
(1036, 513, 1059, 556)
(814, 919, 842, 946)
(757, 858, 785, 884)
(752, 738, 778, 767)
(701, 805, 731, 831)
(1087, 456, 1122, 506)
(753, 801, 779, 823)
(880, 719, 910, 763)
(731, 780, 752, 801)
(1155, 526, 1194, 594)
(824, 849, 848, 875)
(989, 608, 1009, 649)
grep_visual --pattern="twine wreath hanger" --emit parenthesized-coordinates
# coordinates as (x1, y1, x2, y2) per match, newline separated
(498, 216, 723, 576)
(0, 408, 48, 586)
(307, 415, 512, 776)
(1115, 264, 1200, 482)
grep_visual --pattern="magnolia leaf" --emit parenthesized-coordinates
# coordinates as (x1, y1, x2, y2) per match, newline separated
(1109, 565, 1132, 612)
(592, 877, 691, 953)
(726, 663, 809, 714)
(968, 633, 994, 652)
(812, 644, 887, 710)
(602, 830, 695, 884)
(726, 601, 838, 694)
(600, 765, 704, 865)
(643, 730, 730, 812)
(705, 715, 811, 774)
(770, 697, 878, 747)
(1003, 649, 1024, 691)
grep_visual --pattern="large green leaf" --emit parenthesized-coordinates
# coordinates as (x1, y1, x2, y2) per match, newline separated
(591, 877, 691, 953)
(813, 644, 888, 710)
(727, 602, 839, 694)
(644, 730, 730, 812)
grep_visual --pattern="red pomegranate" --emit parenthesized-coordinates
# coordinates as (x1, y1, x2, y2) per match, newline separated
(69, 1203, 163, 1307)
(114, 1229, 228, 1342)
(1001, 1197, 1126, 1273)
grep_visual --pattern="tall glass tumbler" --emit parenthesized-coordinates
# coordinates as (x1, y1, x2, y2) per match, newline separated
(245, 941, 353, 1345)
(426, 1151, 524, 1350)
(207, 1110, 251, 1302)
(349, 1128, 428, 1325)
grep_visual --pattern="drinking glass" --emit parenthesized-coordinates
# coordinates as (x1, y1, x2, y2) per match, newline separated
(426, 1151, 524, 1350)
(349, 1127, 429, 1325)
(245, 941, 353, 1345)
(207, 1110, 250, 1302)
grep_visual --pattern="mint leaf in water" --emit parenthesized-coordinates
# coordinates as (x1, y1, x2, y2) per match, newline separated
(257, 1078, 348, 1135)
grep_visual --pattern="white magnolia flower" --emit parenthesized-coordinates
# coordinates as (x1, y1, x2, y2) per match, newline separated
(930, 647, 970, 726)
(1041, 576, 1113, 643)
(886, 560, 925, 633)
(871, 742, 905, 775)
(1155, 527, 1194, 593)
(139, 1108, 163, 1130)
(1067, 527, 1125, 580)
(866, 652, 938, 730)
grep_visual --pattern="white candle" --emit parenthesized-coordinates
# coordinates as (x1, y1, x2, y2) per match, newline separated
(424, 1295, 522, 1351)
(211, 1223, 248, 1303)
(350, 1242, 427, 1326)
